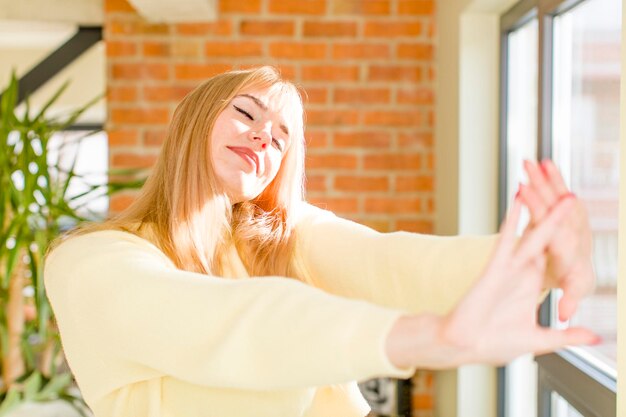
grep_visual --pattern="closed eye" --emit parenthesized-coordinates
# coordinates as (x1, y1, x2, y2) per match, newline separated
(233, 105, 253, 121)
(272, 138, 284, 152)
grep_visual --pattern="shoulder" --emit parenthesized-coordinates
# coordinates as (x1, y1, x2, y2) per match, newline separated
(292, 201, 337, 230)
(45, 230, 175, 275)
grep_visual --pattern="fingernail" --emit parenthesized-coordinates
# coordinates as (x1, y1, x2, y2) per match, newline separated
(539, 160, 548, 175)
(591, 336, 603, 346)
(515, 184, 522, 199)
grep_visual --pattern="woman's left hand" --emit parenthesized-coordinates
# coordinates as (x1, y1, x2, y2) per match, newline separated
(518, 159, 595, 321)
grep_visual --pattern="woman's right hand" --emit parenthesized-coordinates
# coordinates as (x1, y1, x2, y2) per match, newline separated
(385, 196, 599, 370)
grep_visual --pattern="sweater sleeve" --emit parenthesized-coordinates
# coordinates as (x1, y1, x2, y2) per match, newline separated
(293, 203, 498, 315)
(43, 231, 416, 391)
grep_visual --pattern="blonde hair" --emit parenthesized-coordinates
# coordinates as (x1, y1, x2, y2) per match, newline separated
(53, 66, 306, 279)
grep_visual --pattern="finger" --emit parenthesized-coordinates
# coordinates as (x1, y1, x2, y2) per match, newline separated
(515, 197, 576, 264)
(558, 263, 595, 321)
(524, 160, 558, 206)
(558, 293, 579, 322)
(518, 183, 549, 224)
(541, 159, 570, 195)
(533, 327, 601, 356)
(495, 197, 523, 258)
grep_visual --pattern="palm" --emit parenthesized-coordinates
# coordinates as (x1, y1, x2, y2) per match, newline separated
(440, 199, 597, 366)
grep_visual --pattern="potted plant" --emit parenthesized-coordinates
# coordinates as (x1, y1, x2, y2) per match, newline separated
(0, 73, 143, 416)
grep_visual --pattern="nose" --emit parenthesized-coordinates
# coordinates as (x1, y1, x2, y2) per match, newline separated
(248, 126, 271, 150)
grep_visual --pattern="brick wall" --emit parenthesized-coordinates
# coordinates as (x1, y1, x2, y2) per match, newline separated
(104, 0, 436, 414)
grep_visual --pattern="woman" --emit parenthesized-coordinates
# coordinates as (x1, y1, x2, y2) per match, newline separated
(44, 66, 597, 417)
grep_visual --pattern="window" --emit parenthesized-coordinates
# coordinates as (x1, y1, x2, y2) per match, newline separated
(500, 0, 619, 416)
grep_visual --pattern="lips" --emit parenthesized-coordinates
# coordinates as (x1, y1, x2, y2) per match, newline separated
(227, 146, 260, 175)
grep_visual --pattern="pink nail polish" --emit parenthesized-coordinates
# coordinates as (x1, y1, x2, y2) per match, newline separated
(514, 184, 522, 199)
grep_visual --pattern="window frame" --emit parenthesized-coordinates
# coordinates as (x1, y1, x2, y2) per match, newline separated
(498, 0, 618, 416)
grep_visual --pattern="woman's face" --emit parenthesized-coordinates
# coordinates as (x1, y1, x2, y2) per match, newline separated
(210, 88, 292, 203)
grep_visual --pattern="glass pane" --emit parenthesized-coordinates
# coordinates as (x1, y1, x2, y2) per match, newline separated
(504, 19, 540, 417)
(552, 0, 621, 369)
(506, 18, 539, 211)
(552, 392, 585, 417)
(47, 130, 109, 221)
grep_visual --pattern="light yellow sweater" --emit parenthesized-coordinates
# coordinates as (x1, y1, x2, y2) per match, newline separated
(44, 203, 496, 417)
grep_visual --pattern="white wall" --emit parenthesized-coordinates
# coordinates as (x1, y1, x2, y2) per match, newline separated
(617, 1, 625, 415)
(435, 0, 517, 416)
(0, 20, 105, 124)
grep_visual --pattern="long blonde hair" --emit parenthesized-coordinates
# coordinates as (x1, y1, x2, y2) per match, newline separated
(53, 66, 306, 279)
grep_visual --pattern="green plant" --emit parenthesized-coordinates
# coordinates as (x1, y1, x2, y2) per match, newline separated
(0, 73, 143, 416)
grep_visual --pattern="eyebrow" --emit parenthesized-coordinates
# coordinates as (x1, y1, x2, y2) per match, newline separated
(236, 94, 290, 137)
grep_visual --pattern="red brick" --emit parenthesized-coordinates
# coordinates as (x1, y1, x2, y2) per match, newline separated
(143, 86, 193, 102)
(240, 20, 294, 36)
(332, 44, 390, 59)
(174, 64, 233, 80)
(365, 197, 421, 214)
(364, 154, 422, 170)
(334, 88, 390, 104)
(397, 43, 434, 60)
(305, 175, 327, 192)
(108, 128, 138, 146)
(334, 131, 392, 148)
(219, 0, 261, 13)
(398, 132, 433, 147)
(301, 65, 359, 81)
(111, 152, 158, 168)
(303, 21, 357, 37)
(171, 40, 202, 57)
(335, 175, 389, 192)
(412, 392, 435, 409)
(269, 42, 327, 59)
(357, 218, 391, 232)
(175, 21, 232, 35)
(332, 0, 390, 15)
(364, 110, 423, 127)
(143, 129, 168, 147)
(142, 41, 170, 57)
(111, 63, 170, 80)
(105, 0, 135, 13)
(427, 152, 435, 170)
(427, 198, 435, 213)
(305, 131, 329, 148)
(107, 85, 137, 102)
(306, 109, 359, 126)
(307, 197, 358, 213)
(106, 40, 137, 56)
(395, 175, 434, 192)
(109, 193, 137, 212)
(306, 153, 358, 169)
(106, 20, 139, 36)
(301, 87, 328, 104)
(398, 0, 435, 15)
(364, 21, 422, 37)
(205, 41, 263, 57)
(397, 88, 434, 105)
(106, 19, 169, 36)
(368, 66, 423, 82)
(397, 220, 433, 234)
(269, 0, 326, 15)
(110, 108, 169, 125)
(139, 23, 170, 35)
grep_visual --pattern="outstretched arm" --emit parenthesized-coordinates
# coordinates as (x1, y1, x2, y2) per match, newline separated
(384, 197, 599, 369)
